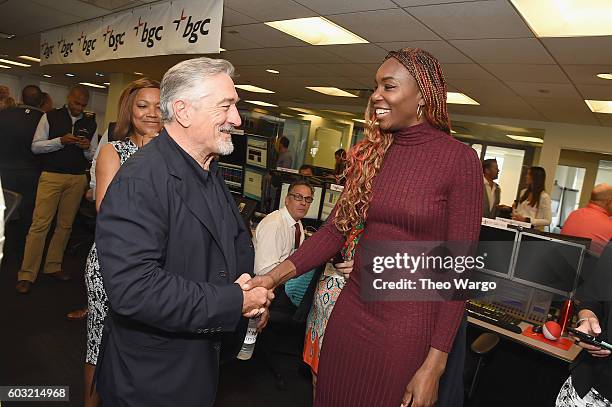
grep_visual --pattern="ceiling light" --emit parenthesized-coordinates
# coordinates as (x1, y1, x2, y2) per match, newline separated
(306, 87, 357, 97)
(0, 58, 30, 67)
(235, 84, 275, 94)
(42, 74, 52, 78)
(288, 107, 315, 114)
(133, 71, 144, 75)
(585, 99, 612, 114)
(506, 135, 544, 143)
(18, 55, 40, 63)
(280, 113, 293, 117)
(450, 129, 457, 133)
(300, 114, 322, 119)
(95, 72, 105, 77)
(0, 32, 15, 39)
(103, 82, 110, 86)
(219, 48, 226, 52)
(353, 119, 366, 123)
(245, 100, 278, 107)
(596, 73, 612, 80)
(266, 69, 280, 74)
(65, 73, 75, 77)
(79, 82, 106, 89)
(0, 64, 11, 69)
(322, 109, 355, 116)
(265, 17, 368, 46)
(510, 0, 612, 37)
(447, 92, 479, 105)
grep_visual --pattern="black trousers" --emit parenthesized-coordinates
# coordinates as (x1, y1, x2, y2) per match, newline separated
(1, 168, 41, 253)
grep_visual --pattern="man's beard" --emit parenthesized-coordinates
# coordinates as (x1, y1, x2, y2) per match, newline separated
(217, 138, 234, 155)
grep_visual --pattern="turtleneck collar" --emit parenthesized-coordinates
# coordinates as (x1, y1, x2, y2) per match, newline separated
(390, 121, 448, 146)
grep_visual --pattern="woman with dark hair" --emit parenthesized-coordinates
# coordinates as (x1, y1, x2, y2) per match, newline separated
(76, 78, 162, 407)
(244, 48, 482, 407)
(513, 166, 552, 231)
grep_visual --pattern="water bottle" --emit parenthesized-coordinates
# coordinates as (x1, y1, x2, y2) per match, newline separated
(236, 317, 260, 360)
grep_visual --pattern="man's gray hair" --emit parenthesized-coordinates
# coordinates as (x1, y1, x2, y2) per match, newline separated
(160, 57, 235, 122)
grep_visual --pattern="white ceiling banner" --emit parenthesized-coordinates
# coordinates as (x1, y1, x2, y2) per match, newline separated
(40, 0, 223, 66)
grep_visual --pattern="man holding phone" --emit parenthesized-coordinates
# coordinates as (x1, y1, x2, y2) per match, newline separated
(16, 85, 97, 294)
(556, 242, 612, 407)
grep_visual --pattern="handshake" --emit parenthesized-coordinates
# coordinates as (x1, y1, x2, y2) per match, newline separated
(235, 273, 277, 332)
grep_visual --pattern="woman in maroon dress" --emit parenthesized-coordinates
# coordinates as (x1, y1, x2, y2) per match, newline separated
(245, 48, 482, 407)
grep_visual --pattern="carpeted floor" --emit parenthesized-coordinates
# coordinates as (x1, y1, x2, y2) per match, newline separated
(0, 215, 570, 407)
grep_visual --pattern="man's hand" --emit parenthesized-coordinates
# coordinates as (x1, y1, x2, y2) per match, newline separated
(400, 366, 441, 407)
(60, 134, 79, 145)
(256, 308, 269, 332)
(333, 259, 354, 280)
(235, 273, 274, 318)
(572, 310, 611, 358)
(242, 274, 276, 291)
(76, 137, 91, 150)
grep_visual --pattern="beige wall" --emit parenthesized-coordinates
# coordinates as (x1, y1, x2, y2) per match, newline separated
(558, 149, 612, 207)
(302, 115, 353, 169)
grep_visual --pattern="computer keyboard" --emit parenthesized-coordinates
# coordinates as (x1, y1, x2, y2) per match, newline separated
(466, 301, 523, 334)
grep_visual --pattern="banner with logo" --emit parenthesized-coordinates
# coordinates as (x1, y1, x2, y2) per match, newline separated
(40, 0, 223, 66)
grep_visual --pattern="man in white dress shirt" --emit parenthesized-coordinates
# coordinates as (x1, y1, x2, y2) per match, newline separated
(254, 180, 313, 276)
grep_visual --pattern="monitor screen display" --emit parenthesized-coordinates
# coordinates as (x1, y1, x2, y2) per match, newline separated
(279, 182, 322, 220)
(243, 168, 264, 201)
(218, 163, 243, 190)
(476, 225, 518, 277)
(320, 188, 342, 221)
(219, 133, 247, 167)
(246, 136, 268, 169)
(512, 233, 584, 296)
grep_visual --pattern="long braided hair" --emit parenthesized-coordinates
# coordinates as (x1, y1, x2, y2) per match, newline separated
(333, 48, 451, 234)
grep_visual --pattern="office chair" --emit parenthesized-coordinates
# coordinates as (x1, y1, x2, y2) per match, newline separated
(466, 332, 500, 401)
(3, 189, 22, 222)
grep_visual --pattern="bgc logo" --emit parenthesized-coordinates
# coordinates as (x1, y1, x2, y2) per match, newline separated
(173, 9, 210, 44)
(134, 16, 163, 48)
(57, 38, 74, 58)
(78, 31, 97, 56)
(103, 26, 126, 52)
(41, 41, 54, 59)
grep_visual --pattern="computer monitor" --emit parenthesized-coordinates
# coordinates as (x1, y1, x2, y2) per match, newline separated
(243, 167, 265, 201)
(245, 135, 269, 169)
(320, 187, 342, 222)
(512, 232, 585, 297)
(218, 162, 243, 191)
(233, 195, 258, 236)
(278, 182, 323, 220)
(219, 133, 247, 167)
(476, 224, 519, 278)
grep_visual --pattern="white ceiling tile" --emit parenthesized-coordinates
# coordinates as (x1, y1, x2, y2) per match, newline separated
(223, 24, 306, 48)
(221, 29, 267, 50)
(268, 64, 335, 77)
(223, 0, 316, 22)
(326, 9, 439, 43)
(294, 0, 398, 15)
(505, 82, 582, 99)
(318, 63, 376, 77)
(406, 0, 533, 39)
(274, 46, 351, 64)
(595, 113, 612, 127)
(223, 49, 294, 66)
(542, 37, 612, 65)
(563, 65, 612, 86)
(0, 1, 82, 35)
(222, 7, 258, 26)
(33, 0, 107, 19)
(377, 41, 471, 63)
(323, 44, 388, 63)
(576, 85, 612, 100)
(450, 38, 554, 64)
(482, 64, 569, 83)
(442, 64, 497, 81)
(395, 0, 487, 6)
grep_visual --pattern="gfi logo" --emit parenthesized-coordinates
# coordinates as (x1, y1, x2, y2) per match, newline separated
(103, 26, 126, 51)
(134, 16, 163, 48)
(173, 9, 211, 44)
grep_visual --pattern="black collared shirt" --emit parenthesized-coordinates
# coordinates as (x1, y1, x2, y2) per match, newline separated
(174, 144, 238, 272)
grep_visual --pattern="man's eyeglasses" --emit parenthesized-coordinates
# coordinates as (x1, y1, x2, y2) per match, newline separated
(288, 193, 314, 203)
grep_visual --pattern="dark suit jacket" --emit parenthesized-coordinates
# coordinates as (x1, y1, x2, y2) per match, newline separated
(482, 180, 501, 219)
(95, 130, 254, 407)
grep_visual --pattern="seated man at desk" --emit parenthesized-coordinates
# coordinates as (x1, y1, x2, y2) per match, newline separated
(254, 180, 313, 306)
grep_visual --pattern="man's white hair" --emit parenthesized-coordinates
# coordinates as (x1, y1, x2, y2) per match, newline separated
(160, 57, 235, 122)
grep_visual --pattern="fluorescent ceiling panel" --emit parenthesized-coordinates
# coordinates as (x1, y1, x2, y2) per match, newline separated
(506, 135, 544, 143)
(596, 73, 612, 80)
(245, 100, 278, 107)
(0, 58, 30, 67)
(447, 92, 480, 105)
(306, 87, 357, 97)
(79, 82, 106, 89)
(585, 99, 612, 114)
(235, 85, 275, 94)
(266, 69, 280, 74)
(265, 17, 368, 46)
(18, 55, 40, 63)
(511, 0, 612, 37)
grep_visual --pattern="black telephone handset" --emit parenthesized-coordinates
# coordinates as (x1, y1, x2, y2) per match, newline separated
(567, 327, 612, 351)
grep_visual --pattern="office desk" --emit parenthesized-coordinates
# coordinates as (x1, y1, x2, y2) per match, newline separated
(468, 316, 582, 362)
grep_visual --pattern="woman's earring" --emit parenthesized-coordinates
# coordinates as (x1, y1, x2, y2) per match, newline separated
(416, 104, 423, 121)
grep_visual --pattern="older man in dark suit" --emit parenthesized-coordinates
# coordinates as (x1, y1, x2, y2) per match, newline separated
(95, 57, 272, 407)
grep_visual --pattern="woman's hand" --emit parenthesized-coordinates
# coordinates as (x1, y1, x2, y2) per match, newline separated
(400, 366, 441, 407)
(571, 310, 611, 358)
(333, 259, 354, 280)
(512, 214, 527, 222)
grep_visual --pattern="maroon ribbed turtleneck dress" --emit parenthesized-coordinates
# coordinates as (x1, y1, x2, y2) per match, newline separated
(288, 122, 483, 407)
